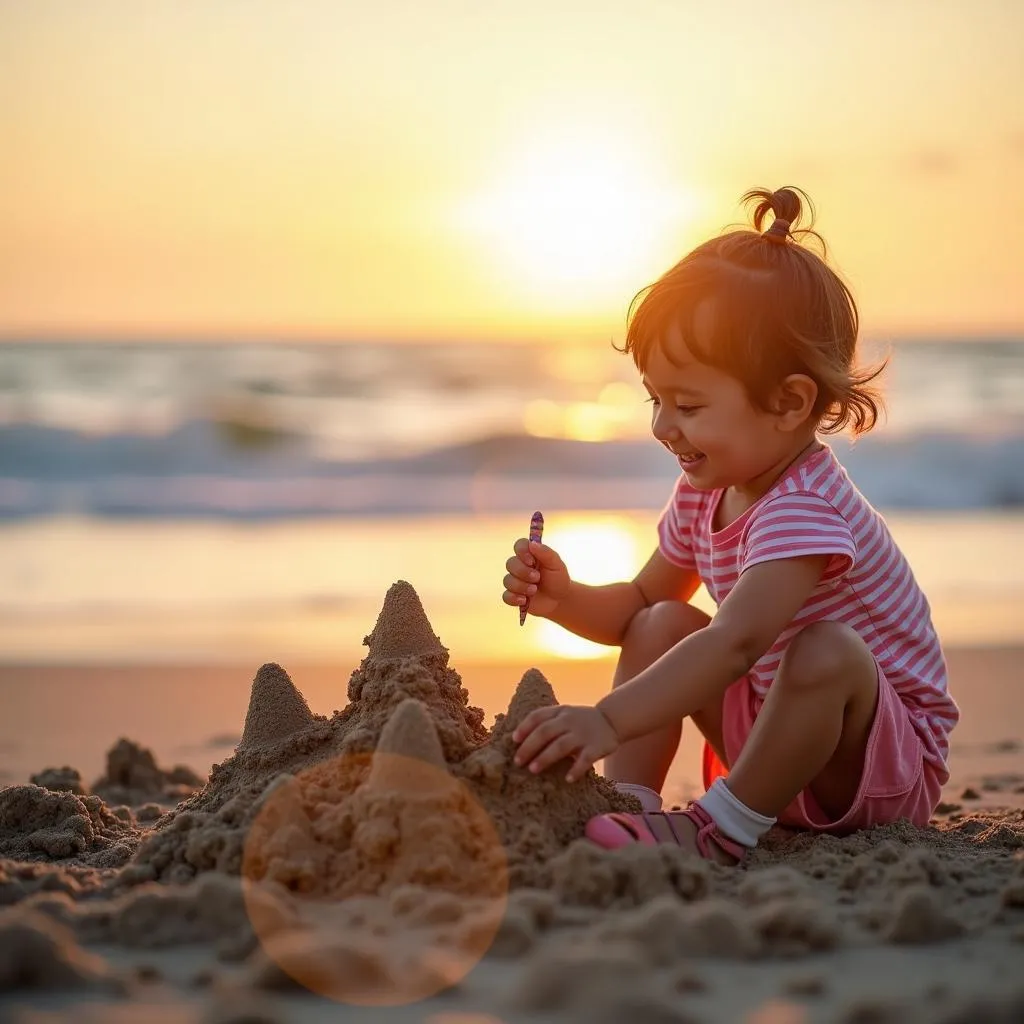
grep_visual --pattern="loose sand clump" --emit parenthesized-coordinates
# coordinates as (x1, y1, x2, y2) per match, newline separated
(29, 767, 87, 795)
(27, 738, 205, 811)
(0, 785, 138, 867)
(91, 738, 205, 807)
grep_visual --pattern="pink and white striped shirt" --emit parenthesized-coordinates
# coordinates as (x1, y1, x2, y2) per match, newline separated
(657, 443, 958, 776)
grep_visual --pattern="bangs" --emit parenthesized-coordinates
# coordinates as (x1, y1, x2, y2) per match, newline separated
(625, 246, 789, 379)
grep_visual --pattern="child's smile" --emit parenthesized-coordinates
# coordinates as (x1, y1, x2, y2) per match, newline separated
(641, 305, 819, 504)
(673, 448, 706, 470)
(643, 339, 779, 494)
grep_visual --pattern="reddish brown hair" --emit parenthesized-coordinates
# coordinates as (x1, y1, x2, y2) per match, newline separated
(619, 186, 885, 435)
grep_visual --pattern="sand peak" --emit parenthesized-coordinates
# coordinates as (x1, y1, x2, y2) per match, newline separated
(367, 698, 451, 795)
(240, 663, 315, 749)
(363, 581, 447, 661)
(491, 668, 558, 740)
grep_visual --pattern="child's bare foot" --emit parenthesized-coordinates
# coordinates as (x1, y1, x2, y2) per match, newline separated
(585, 805, 746, 865)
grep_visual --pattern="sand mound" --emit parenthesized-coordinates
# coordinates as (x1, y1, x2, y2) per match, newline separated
(117, 581, 637, 891)
(240, 663, 318, 750)
(1, 738, 208, 870)
(240, 697, 507, 906)
(91, 738, 205, 807)
(362, 579, 446, 660)
(28, 767, 86, 795)
(0, 785, 138, 867)
(27, 738, 204, 811)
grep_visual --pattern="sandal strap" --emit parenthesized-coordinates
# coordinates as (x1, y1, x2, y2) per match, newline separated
(640, 810, 685, 845)
(637, 807, 747, 863)
(681, 803, 748, 862)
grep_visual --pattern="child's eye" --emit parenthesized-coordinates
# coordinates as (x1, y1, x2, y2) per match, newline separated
(644, 396, 660, 406)
(677, 405, 700, 414)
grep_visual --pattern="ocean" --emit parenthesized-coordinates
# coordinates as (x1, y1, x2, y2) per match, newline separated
(1, 338, 1023, 518)
(0, 338, 1022, 664)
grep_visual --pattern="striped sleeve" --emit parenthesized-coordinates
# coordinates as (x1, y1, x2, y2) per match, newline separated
(740, 492, 856, 582)
(656, 478, 700, 571)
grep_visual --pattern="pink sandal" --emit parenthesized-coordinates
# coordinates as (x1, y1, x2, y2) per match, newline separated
(585, 802, 747, 864)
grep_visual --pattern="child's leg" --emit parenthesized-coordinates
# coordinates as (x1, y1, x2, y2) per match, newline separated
(722, 620, 879, 821)
(603, 601, 719, 794)
(587, 619, 880, 863)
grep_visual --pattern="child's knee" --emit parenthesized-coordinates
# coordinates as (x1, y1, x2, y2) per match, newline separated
(779, 621, 876, 695)
(614, 601, 711, 690)
(624, 600, 710, 649)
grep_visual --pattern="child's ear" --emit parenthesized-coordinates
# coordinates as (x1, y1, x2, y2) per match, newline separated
(771, 373, 818, 429)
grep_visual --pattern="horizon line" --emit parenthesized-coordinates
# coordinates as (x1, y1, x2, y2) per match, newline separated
(1, 327, 1023, 346)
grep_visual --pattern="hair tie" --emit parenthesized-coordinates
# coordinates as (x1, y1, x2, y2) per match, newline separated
(764, 217, 791, 243)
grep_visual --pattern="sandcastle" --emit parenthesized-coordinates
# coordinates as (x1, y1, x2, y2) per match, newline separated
(118, 580, 639, 894)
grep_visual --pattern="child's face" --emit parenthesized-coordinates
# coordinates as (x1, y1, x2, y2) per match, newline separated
(641, 306, 801, 493)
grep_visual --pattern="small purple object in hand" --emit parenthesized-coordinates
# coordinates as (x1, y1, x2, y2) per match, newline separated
(520, 510, 544, 626)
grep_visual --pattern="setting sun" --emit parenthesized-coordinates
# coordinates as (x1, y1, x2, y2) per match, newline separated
(535, 517, 642, 660)
(457, 131, 700, 303)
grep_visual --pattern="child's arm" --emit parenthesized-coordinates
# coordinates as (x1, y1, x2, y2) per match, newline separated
(545, 547, 701, 647)
(596, 553, 829, 742)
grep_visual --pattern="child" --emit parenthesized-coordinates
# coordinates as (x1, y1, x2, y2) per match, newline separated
(502, 186, 959, 865)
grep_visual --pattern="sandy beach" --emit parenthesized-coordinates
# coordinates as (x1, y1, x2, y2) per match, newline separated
(1, 582, 1023, 1024)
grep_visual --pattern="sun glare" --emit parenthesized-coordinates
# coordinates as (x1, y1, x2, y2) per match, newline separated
(535, 518, 641, 660)
(458, 135, 699, 301)
(523, 381, 646, 442)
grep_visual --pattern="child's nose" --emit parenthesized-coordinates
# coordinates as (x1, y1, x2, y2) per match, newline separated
(652, 408, 681, 443)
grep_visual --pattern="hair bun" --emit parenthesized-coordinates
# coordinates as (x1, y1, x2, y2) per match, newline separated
(741, 185, 814, 236)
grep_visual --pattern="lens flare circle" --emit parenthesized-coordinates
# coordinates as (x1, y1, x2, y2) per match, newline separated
(241, 751, 508, 1006)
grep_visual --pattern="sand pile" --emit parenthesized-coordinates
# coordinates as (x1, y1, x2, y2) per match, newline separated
(117, 580, 637, 892)
(2, 738, 207, 872)
(90, 738, 204, 808)
(0, 785, 138, 868)
(0, 582, 647, 1004)
(30, 739, 204, 808)
(28, 767, 87, 796)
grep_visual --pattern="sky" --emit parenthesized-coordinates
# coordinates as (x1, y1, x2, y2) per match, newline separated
(1, 0, 1023, 343)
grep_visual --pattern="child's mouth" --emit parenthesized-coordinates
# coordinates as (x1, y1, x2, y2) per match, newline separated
(677, 451, 705, 470)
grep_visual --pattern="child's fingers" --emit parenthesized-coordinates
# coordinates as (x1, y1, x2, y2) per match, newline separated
(504, 554, 539, 586)
(512, 706, 559, 745)
(566, 750, 595, 783)
(502, 573, 537, 600)
(512, 714, 566, 766)
(528, 541, 563, 571)
(513, 537, 536, 569)
(523, 733, 580, 775)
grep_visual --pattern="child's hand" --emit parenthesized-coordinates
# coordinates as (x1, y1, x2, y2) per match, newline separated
(502, 537, 571, 619)
(512, 705, 619, 783)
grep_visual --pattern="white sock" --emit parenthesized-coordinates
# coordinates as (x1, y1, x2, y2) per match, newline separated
(696, 777, 776, 848)
(614, 781, 663, 812)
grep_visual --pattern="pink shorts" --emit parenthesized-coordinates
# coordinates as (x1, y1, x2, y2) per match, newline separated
(702, 663, 943, 834)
